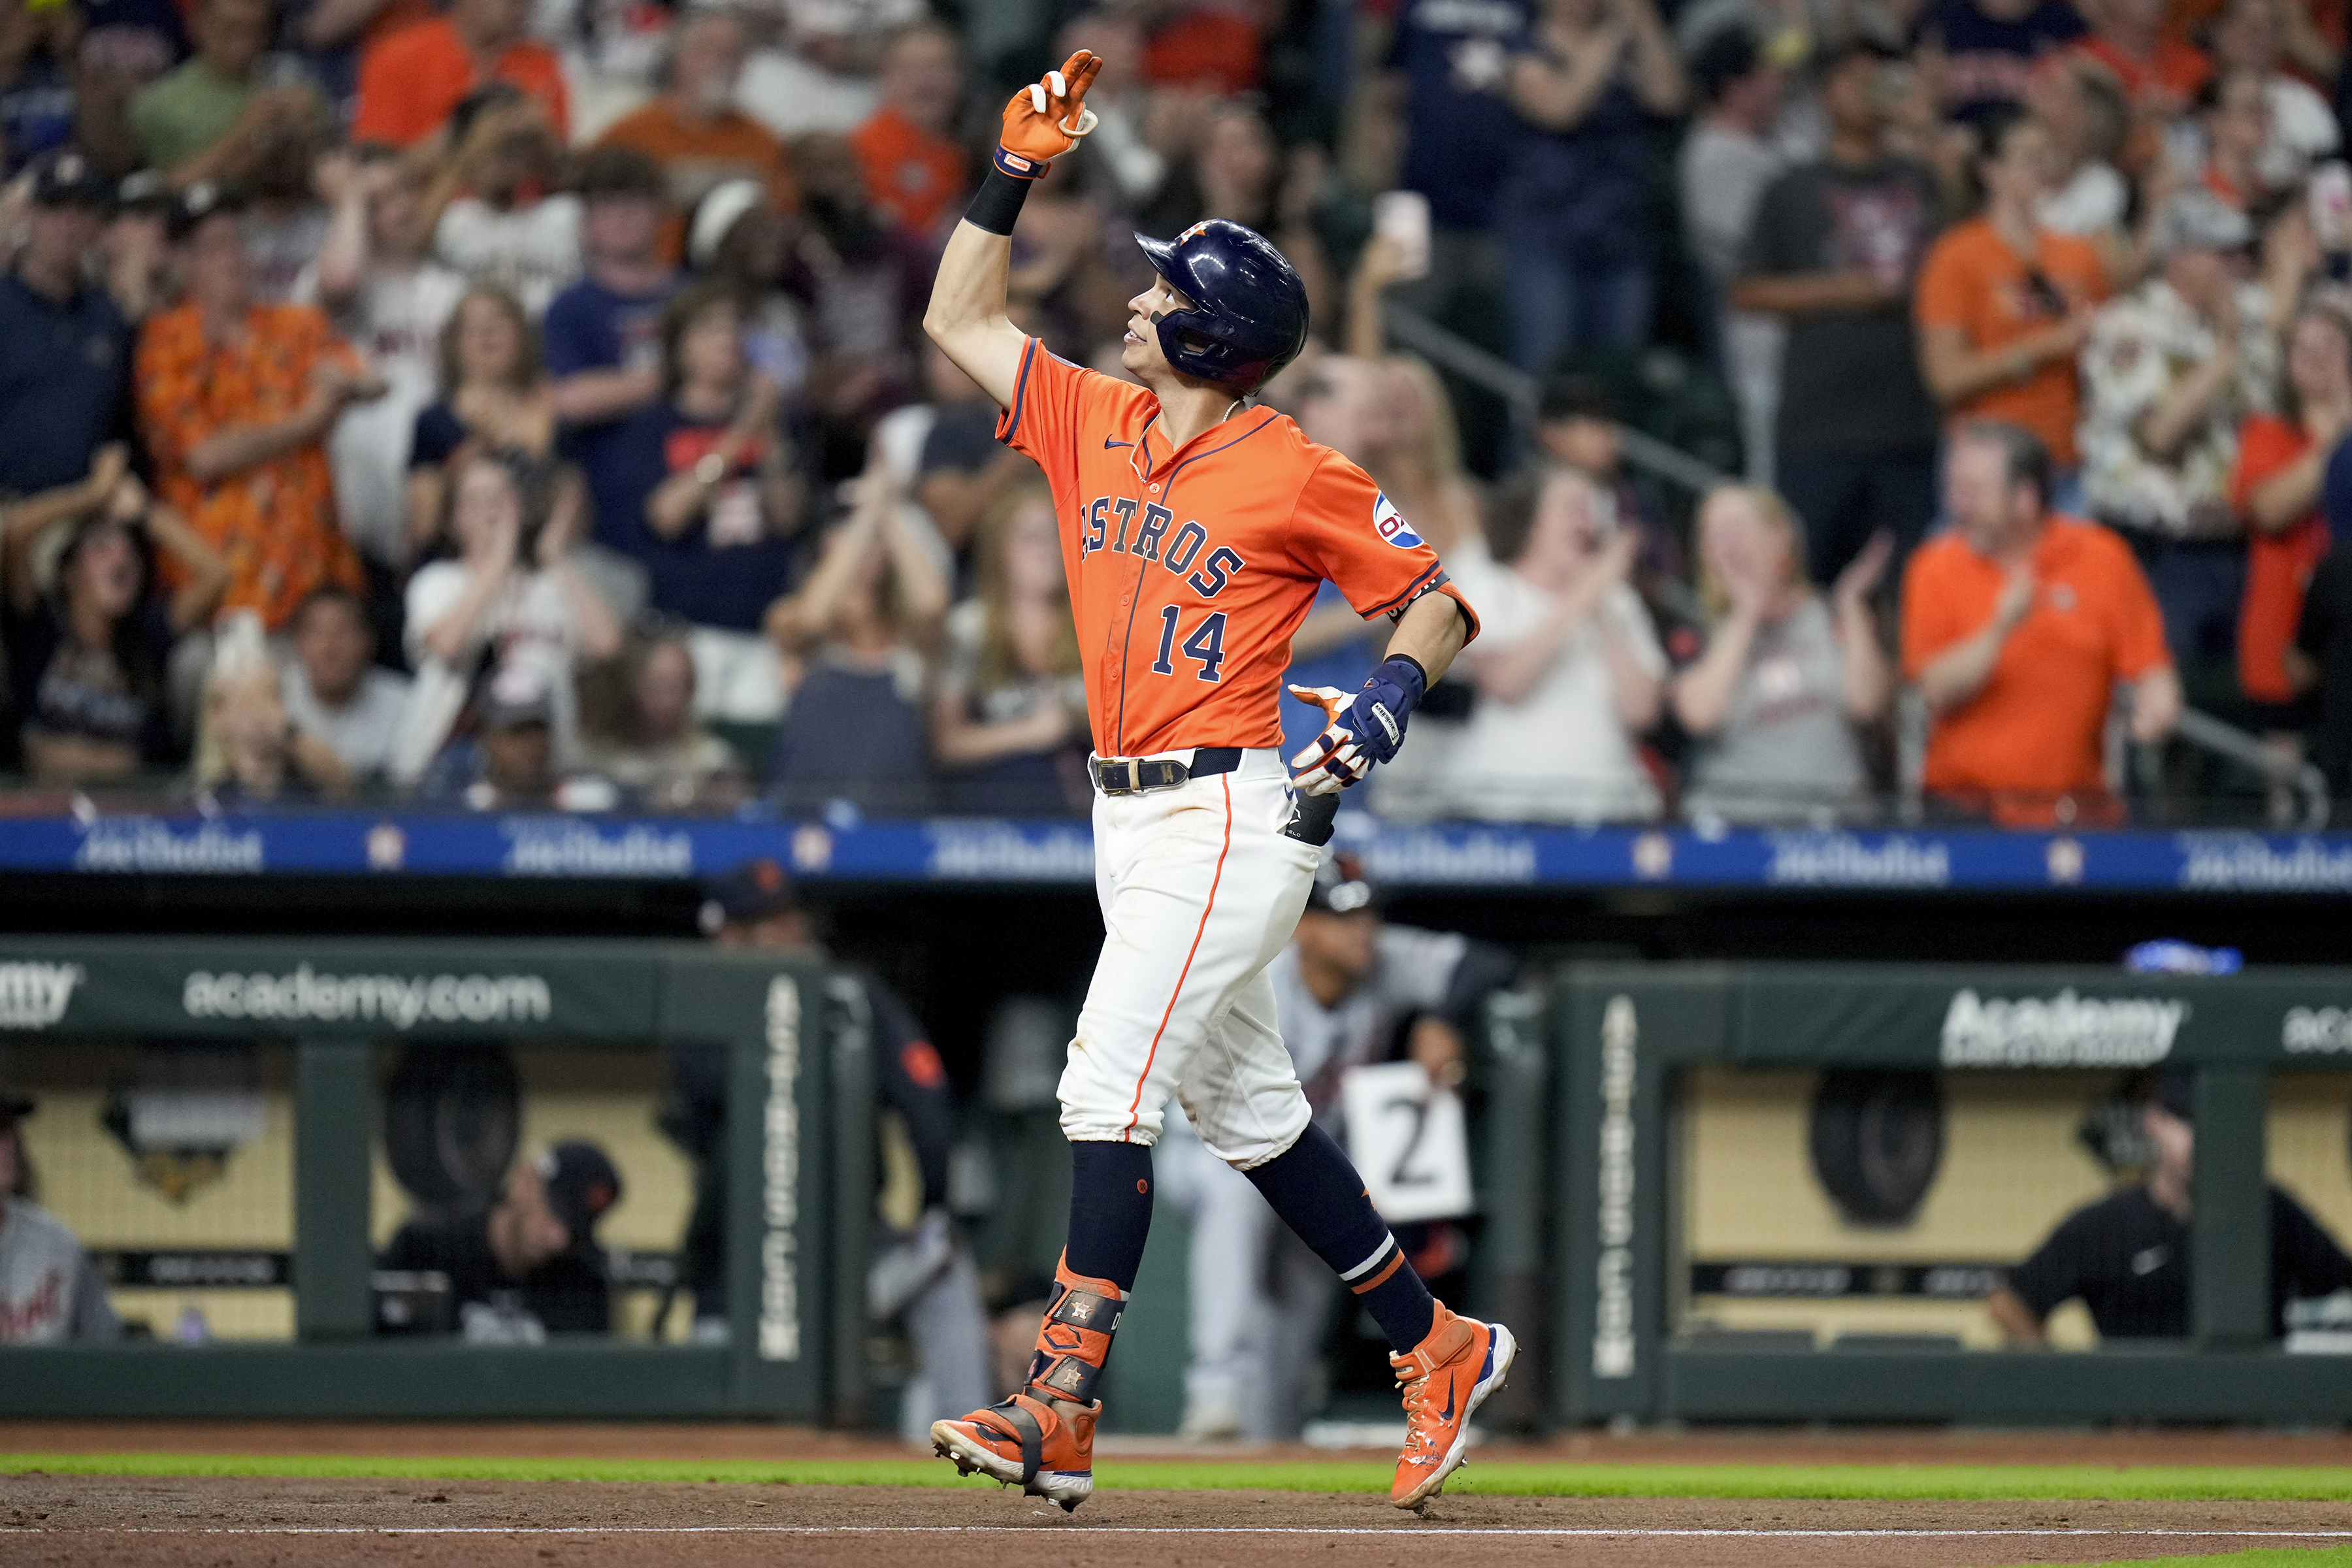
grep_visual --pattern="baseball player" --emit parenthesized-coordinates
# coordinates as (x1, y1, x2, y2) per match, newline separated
(923, 50, 1511, 1513)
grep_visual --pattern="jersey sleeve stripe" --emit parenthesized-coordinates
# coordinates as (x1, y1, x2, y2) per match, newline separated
(1360, 561, 1447, 620)
(995, 336, 1040, 446)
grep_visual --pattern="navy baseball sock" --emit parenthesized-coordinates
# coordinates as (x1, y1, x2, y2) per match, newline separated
(1064, 1139, 1154, 1292)
(1244, 1124, 1436, 1350)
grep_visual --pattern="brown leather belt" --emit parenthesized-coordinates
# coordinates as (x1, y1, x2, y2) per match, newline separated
(1088, 747, 1243, 795)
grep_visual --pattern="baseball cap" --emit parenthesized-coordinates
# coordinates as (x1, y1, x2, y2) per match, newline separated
(477, 664, 555, 732)
(699, 857, 798, 933)
(534, 1140, 622, 1250)
(113, 169, 172, 215)
(2150, 189, 2251, 260)
(28, 150, 109, 209)
(689, 178, 766, 269)
(167, 180, 247, 241)
(2152, 1070, 2195, 1122)
(1305, 851, 1378, 915)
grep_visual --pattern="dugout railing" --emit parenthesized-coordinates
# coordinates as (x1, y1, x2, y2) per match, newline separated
(1556, 962, 2352, 1424)
(0, 938, 871, 1424)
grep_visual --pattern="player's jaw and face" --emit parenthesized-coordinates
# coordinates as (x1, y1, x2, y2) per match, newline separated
(1123, 275, 1194, 384)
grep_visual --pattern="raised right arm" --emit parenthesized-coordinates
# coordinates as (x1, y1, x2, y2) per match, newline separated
(923, 50, 1102, 410)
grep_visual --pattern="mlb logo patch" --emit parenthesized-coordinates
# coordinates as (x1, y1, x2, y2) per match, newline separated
(1372, 492, 1422, 549)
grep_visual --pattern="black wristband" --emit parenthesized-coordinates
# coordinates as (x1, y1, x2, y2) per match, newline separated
(964, 164, 1036, 237)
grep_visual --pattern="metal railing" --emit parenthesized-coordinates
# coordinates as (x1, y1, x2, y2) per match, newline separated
(1380, 301, 2333, 830)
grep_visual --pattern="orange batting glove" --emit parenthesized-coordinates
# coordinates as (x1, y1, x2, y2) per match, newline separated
(994, 49, 1102, 179)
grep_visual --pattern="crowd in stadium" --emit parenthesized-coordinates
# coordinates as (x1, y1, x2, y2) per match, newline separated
(7, 0, 2352, 824)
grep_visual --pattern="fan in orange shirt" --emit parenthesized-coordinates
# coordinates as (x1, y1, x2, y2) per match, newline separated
(2229, 303, 2352, 765)
(849, 20, 968, 235)
(351, 0, 567, 150)
(1902, 421, 2180, 825)
(1916, 110, 2109, 469)
(136, 186, 375, 632)
(595, 9, 798, 265)
(2077, 0, 2212, 112)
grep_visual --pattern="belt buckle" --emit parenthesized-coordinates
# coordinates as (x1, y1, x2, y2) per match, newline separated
(1097, 758, 1139, 795)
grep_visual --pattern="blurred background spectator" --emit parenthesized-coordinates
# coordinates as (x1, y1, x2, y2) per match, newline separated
(929, 482, 1085, 815)
(379, 1138, 621, 1339)
(0, 1085, 120, 1343)
(1439, 465, 1665, 822)
(1672, 485, 1892, 821)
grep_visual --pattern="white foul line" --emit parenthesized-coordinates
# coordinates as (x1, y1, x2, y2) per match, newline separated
(7, 1526, 2352, 1539)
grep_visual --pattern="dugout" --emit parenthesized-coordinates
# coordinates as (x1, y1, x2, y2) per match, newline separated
(0, 938, 871, 1424)
(1555, 963, 2352, 1425)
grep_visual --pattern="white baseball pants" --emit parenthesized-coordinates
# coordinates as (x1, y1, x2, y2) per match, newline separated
(1058, 747, 1320, 1168)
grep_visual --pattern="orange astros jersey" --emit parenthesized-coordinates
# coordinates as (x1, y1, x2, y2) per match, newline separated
(998, 338, 1479, 757)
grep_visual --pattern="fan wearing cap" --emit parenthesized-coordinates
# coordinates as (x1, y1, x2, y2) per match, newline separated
(0, 153, 133, 506)
(682, 860, 992, 1420)
(133, 182, 381, 632)
(2078, 188, 2298, 656)
(1157, 853, 1515, 1440)
(379, 1139, 623, 1336)
(0, 1085, 122, 1343)
(414, 660, 619, 811)
(593, 8, 798, 267)
(1989, 1070, 2351, 1344)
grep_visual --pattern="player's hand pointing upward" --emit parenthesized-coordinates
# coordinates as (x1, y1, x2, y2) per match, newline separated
(998, 50, 1102, 172)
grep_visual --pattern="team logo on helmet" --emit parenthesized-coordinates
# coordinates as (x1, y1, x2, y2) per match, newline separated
(1371, 491, 1423, 549)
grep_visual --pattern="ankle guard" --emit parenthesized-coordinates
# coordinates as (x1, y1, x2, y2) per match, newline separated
(1024, 1257, 1125, 1406)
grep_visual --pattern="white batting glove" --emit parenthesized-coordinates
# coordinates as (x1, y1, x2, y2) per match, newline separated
(1288, 684, 1376, 796)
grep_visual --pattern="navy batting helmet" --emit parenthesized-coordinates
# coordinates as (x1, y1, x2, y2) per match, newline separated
(1134, 220, 1309, 392)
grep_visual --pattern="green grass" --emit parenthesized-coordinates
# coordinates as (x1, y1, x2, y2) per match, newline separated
(6, 1452, 2352, 1500)
(2002, 1552, 2352, 1568)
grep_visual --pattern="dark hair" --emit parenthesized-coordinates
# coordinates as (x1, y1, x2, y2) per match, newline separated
(2193, 64, 2264, 116)
(1539, 374, 1617, 425)
(449, 80, 526, 144)
(4, 1122, 34, 1201)
(661, 280, 751, 395)
(53, 513, 166, 744)
(574, 144, 668, 201)
(438, 284, 542, 397)
(1955, 419, 2053, 512)
(1968, 103, 2034, 210)
(1690, 25, 1763, 106)
(1486, 467, 1581, 566)
(2279, 301, 2352, 427)
(1820, 35, 1904, 75)
(291, 583, 370, 639)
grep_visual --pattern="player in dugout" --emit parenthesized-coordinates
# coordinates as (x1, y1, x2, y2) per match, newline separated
(921, 48, 1509, 1514)
(1988, 1071, 2352, 1343)
(378, 1139, 622, 1339)
(0, 1084, 120, 1343)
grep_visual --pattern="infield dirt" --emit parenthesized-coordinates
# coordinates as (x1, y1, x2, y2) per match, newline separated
(7, 1473, 2352, 1568)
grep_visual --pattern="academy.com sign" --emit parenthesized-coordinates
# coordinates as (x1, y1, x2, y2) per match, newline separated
(1940, 987, 2187, 1067)
(182, 966, 552, 1030)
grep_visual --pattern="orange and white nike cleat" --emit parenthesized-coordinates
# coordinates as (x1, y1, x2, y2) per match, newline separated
(930, 1389, 1099, 1512)
(1388, 1305, 1516, 1509)
(932, 1256, 1123, 1512)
